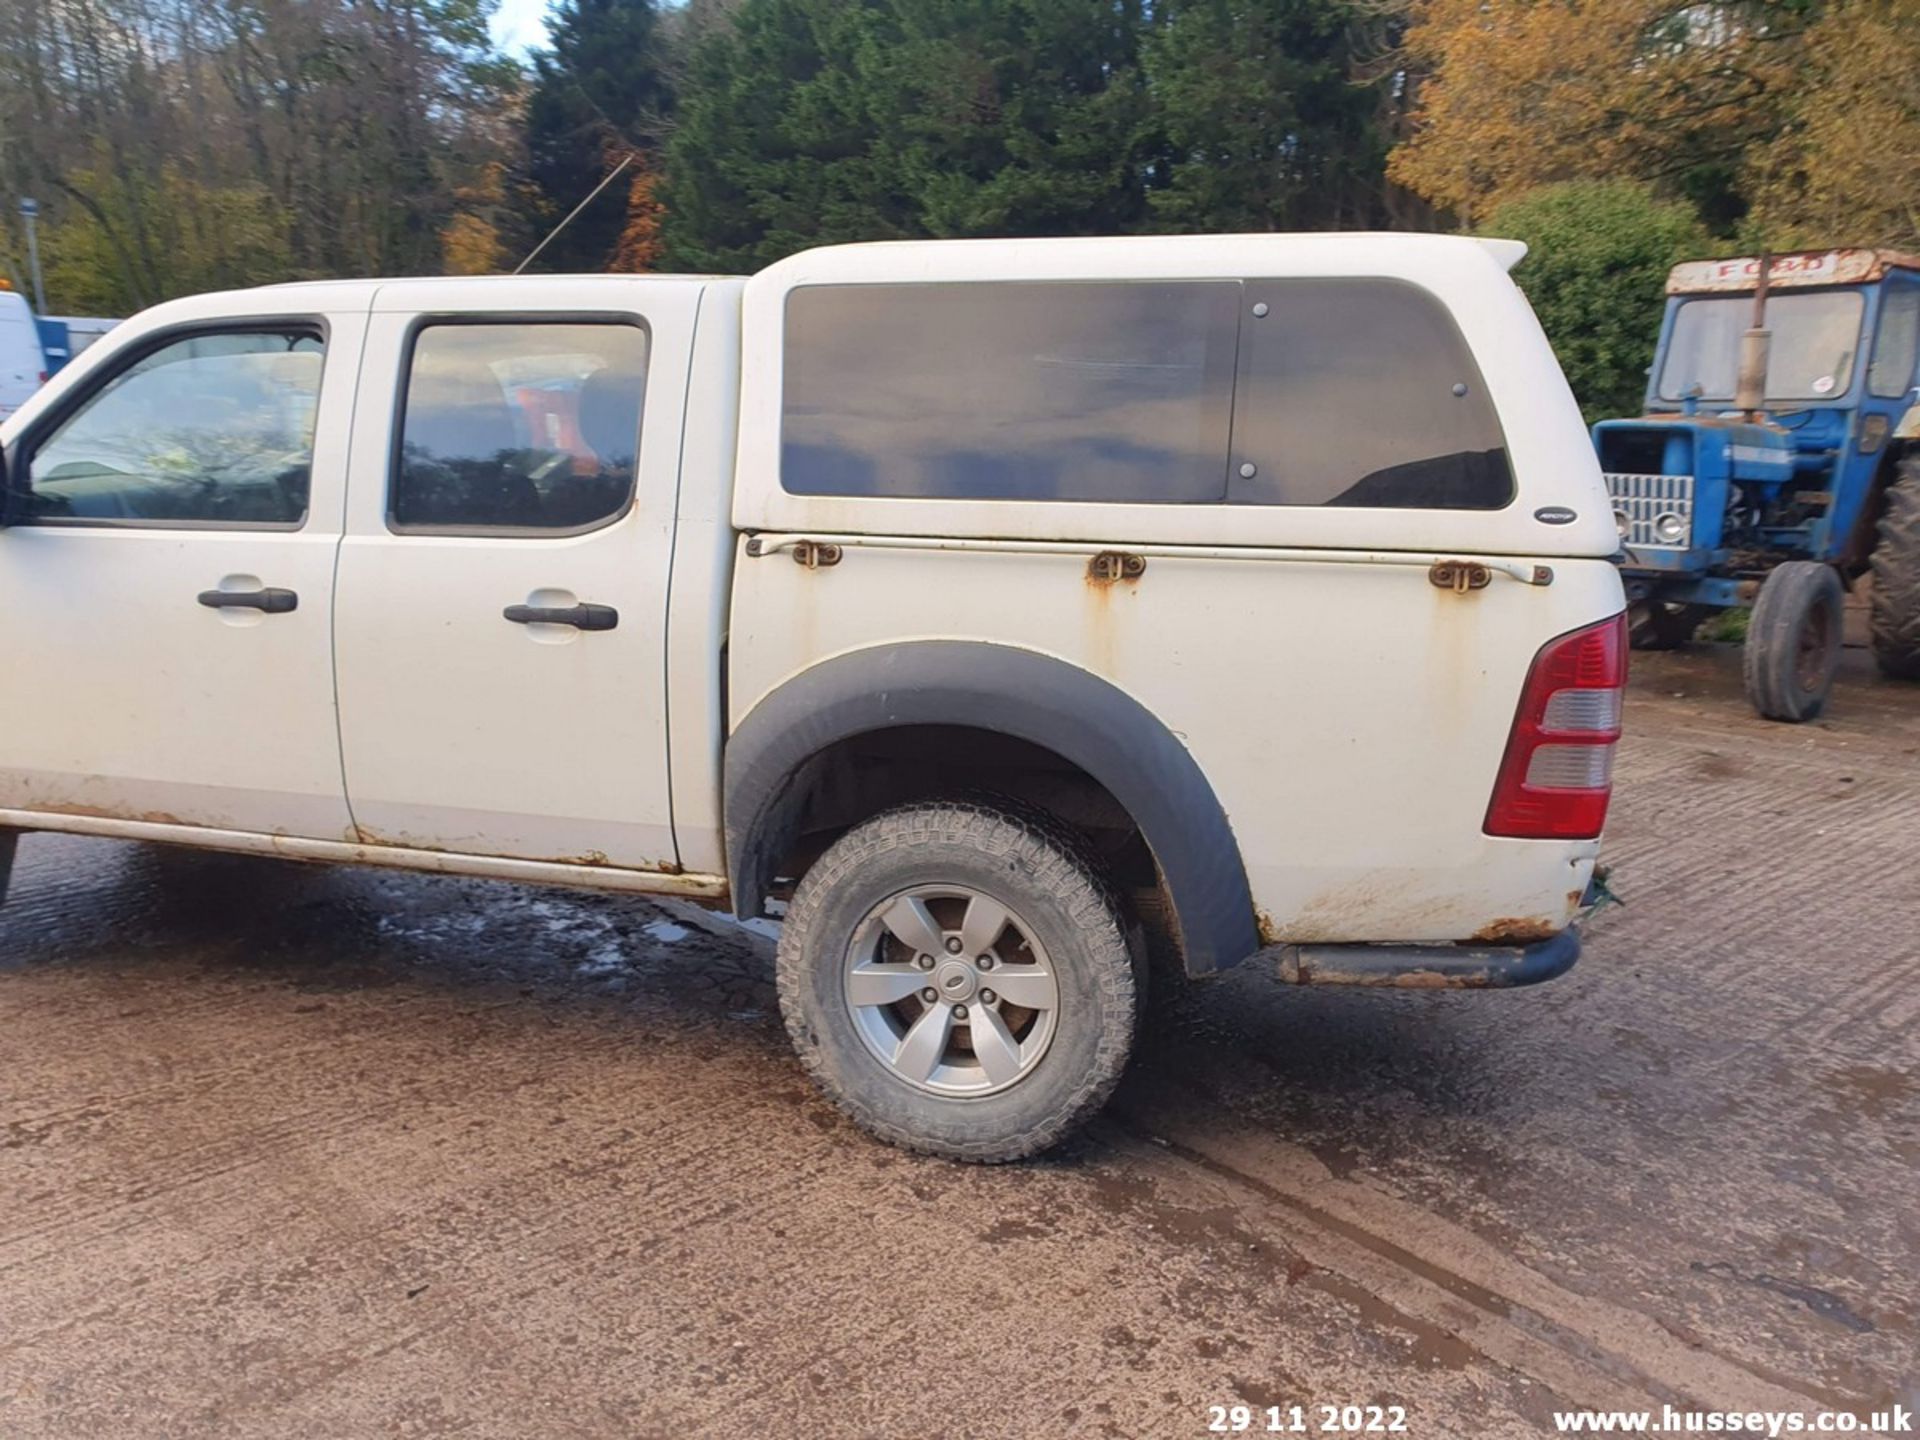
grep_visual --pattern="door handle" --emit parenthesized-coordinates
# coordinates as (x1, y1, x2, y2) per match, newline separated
(503, 602, 618, 631)
(198, 587, 298, 613)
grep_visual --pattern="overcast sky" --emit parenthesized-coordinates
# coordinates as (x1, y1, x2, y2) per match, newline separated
(490, 0, 552, 55)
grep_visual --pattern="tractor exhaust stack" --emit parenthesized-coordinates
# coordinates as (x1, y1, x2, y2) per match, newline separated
(1735, 253, 1772, 417)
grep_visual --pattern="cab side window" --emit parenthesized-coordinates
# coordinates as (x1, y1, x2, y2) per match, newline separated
(1868, 287, 1920, 399)
(390, 321, 649, 533)
(24, 328, 323, 526)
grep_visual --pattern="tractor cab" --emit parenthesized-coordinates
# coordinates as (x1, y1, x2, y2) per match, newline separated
(1593, 249, 1920, 720)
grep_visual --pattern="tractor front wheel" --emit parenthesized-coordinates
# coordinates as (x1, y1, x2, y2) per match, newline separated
(1869, 456, 1920, 681)
(1743, 561, 1845, 722)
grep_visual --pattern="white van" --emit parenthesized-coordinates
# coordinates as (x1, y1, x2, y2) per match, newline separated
(0, 291, 46, 422)
(0, 235, 1626, 1160)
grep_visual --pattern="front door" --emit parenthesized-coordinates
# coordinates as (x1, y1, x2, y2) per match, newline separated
(331, 280, 689, 870)
(0, 314, 364, 838)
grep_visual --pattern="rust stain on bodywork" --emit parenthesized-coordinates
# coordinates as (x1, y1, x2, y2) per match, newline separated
(1470, 916, 1558, 945)
(1260, 859, 1589, 950)
(1081, 552, 1144, 677)
(353, 827, 665, 872)
(1255, 908, 1284, 948)
(1261, 889, 1570, 949)
(353, 825, 422, 851)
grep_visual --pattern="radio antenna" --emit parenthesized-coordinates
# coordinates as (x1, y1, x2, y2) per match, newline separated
(513, 153, 635, 275)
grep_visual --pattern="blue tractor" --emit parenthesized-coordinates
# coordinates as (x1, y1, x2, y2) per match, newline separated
(1593, 249, 1920, 720)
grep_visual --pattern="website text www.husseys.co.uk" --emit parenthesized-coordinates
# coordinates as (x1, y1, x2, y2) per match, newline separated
(1552, 1406, 1912, 1435)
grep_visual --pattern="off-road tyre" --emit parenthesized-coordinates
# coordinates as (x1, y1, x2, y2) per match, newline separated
(1869, 457, 1920, 681)
(1743, 561, 1845, 722)
(1629, 601, 1711, 651)
(776, 798, 1138, 1163)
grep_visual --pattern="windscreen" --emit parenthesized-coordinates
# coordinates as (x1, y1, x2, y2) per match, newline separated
(1657, 291, 1866, 403)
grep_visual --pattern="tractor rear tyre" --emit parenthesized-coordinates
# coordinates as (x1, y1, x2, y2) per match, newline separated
(1869, 457, 1920, 681)
(1629, 601, 1711, 651)
(1743, 561, 1845, 722)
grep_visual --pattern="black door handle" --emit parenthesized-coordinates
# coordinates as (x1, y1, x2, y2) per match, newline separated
(198, 587, 298, 613)
(503, 602, 619, 631)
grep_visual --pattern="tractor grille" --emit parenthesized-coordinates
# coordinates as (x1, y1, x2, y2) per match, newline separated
(1604, 473, 1694, 550)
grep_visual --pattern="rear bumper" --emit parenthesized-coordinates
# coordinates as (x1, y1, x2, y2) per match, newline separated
(1270, 926, 1580, 990)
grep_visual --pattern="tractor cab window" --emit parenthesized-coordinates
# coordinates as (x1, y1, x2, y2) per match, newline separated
(1658, 291, 1866, 404)
(1868, 287, 1920, 398)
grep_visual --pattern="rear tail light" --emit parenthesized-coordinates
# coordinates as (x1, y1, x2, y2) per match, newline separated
(1484, 612, 1627, 839)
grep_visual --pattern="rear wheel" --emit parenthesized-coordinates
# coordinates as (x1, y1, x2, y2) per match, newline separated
(1869, 457, 1920, 680)
(776, 799, 1137, 1162)
(1743, 561, 1845, 722)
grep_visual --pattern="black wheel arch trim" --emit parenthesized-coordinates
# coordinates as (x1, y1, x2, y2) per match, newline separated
(723, 640, 1259, 976)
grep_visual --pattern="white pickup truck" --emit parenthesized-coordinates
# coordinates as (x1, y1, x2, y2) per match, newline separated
(0, 235, 1625, 1160)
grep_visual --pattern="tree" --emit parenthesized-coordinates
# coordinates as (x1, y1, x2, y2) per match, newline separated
(41, 163, 289, 312)
(442, 213, 508, 274)
(522, 0, 676, 272)
(659, 0, 899, 272)
(610, 159, 667, 271)
(661, 0, 1154, 272)
(1139, 0, 1389, 232)
(1389, 0, 1805, 230)
(1483, 181, 1709, 423)
(0, 0, 519, 313)
(1743, 0, 1920, 250)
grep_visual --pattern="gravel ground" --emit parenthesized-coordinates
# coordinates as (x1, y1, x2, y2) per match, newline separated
(2, 645, 1915, 1438)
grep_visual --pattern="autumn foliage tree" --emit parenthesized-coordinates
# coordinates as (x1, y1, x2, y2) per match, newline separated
(1389, 0, 1920, 254)
(1743, 0, 1920, 250)
(610, 160, 667, 272)
(1388, 0, 1805, 230)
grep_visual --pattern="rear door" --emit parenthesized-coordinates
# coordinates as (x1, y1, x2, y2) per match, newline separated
(332, 279, 694, 869)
